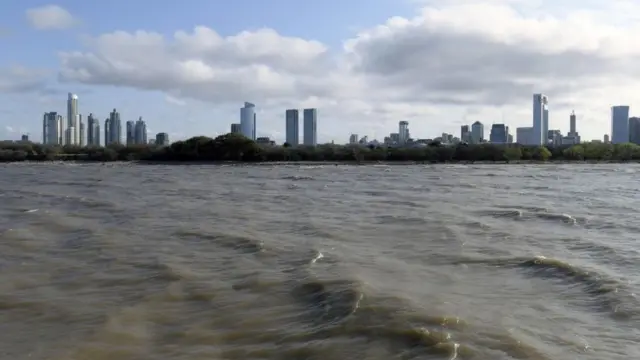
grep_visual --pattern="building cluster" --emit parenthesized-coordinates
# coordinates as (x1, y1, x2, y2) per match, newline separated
(351, 93, 585, 147)
(228, 102, 318, 147)
(33, 93, 638, 148)
(41, 93, 170, 147)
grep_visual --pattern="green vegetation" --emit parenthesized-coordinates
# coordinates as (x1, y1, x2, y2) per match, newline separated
(1, 133, 640, 163)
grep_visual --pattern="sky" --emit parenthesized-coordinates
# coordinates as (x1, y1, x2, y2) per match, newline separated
(2, 0, 640, 143)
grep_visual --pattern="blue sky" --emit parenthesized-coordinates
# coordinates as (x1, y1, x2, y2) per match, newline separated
(1, 0, 640, 143)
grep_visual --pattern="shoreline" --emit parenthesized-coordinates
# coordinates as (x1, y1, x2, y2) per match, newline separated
(3, 160, 638, 165)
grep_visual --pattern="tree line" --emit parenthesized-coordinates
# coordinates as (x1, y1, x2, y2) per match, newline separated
(1, 133, 640, 163)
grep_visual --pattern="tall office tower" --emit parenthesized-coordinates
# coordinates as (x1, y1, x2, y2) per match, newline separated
(611, 106, 630, 144)
(104, 118, 111, 146)
(285, 109, 299, 146)
(253, 113, 256, 140)
(240, 102, 256, 140)
(155, 132, 170, 146)
(303, 108, 317, 146)
(42, 113, 47, 144)
(532, 94, 549, 145)
(108, 109, 122, 145)
(349, 134, 359, 144)
(230, 123, 241, 134)
(471, 121, 484, 143)
(489, 124, 507, 143)
(398, 121, 409, 144)
(87, 113, 100, 146)
(79, 121, 85, 147)
(461, 125, 470, 142)
(569, 110, 577, 134)
(629, 117, 640, 144)
(43, 112, 61, 145)
(126, 120, 135, 145)
(134, 117, 147, 144)
(67, 93, 79, 145)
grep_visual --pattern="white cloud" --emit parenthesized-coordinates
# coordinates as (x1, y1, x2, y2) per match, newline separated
(26, 5, 77, 30)
(56, 0, 640, 141)
(5, 126, 14, 133)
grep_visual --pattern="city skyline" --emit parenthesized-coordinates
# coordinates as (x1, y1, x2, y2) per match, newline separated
(3, 1, 640, 143)
(41, 93, 162, 147)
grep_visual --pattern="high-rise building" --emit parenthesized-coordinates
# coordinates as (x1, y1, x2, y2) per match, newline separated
(471, 121, 484, 143)
(569, 111, 576, 134)
(303, 108, 317, 146)
(67, 93, 79, 145)
(79, 120, 85, 147)
(240, 102, 256, 140)
(230, 123, 241, 134)
(461, 125, 470, 143)
(155, 132, 170, 146)
(611, 106, 630, 144)
(43, 112, 62, 145)
(134, 117, 147, 144)
(349, 134, 359, 144)
(104, 118, 111, 146)
(489, 124, 507, 143)
(532, 94, 549, 145)
(604, 134, 610, 144)
(628, 117, 640, 144)
(126, 120, 135, 145)
(107, 109, 122, 145)
(398, 121, 409, 144)
(87, 113, 100, 146)
(285, 109, 299, 146)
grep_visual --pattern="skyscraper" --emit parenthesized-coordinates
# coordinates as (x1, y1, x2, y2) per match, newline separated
(303, 108, 317, 146)
(611, 106, 630, 144)
(108, 109, 122, 145)
(230, 123, 241, 134)
(489, 124, 507, 143)
(67, 93, 79, 145)
(532, 94, 549, 145)
(628, 117, 640, 144)
(569, 111, 576, 134)
(79, 121, 85, 147)
(461, 125, 470, 142)
(126, 120, 135, 145)
(104, 118, 111, 146)
(471, 121, 484, 143)
(42, 112, 62, 145)
(285, 109, 299, 146)
(134, 117, 147, 144)
(240, 102, 256, 140)
(398, 121, 409, 144)
(87, 113, 100, 146)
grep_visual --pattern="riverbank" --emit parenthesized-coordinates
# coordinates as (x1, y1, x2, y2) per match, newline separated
(3, 159, 636, 165)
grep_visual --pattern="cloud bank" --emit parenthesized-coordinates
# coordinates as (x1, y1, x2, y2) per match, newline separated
(21, 1, 640, 140)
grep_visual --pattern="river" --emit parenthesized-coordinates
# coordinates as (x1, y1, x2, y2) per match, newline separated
(0, 162, 638, 359)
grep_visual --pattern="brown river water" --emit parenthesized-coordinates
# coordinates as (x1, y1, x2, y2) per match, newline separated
(0, 162, 638, 359)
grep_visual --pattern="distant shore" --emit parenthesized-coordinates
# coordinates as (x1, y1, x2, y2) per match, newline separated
(130, 159, 638, 166)
(3, 133, 640, 164)
(3, 159, 638, 165)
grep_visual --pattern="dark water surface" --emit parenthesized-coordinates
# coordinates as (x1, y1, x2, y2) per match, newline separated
(0, 163, 638, 359)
